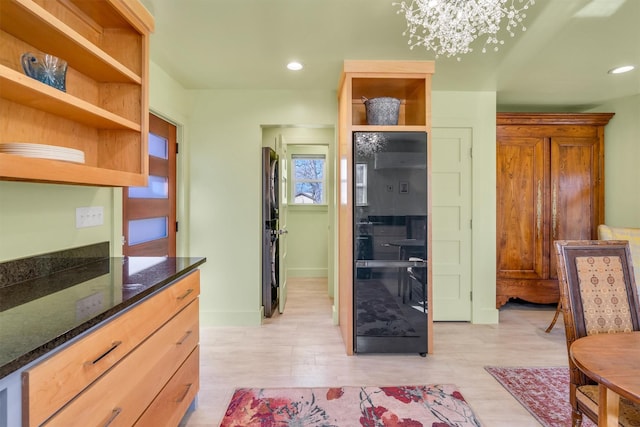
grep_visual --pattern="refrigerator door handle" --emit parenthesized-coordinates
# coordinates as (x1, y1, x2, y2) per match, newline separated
(355, 259, 426, 268)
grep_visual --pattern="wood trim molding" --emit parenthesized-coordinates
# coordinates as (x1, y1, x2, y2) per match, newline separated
(497, 113, 615, 126)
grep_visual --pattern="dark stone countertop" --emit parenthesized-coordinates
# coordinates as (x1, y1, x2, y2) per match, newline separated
(0, 256, 206, 379)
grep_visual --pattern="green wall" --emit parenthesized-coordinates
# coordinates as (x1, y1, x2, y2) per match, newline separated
(589, 94, 640, 228)
(285, 204, 330, 277)
(186, 89, 337, 326)
(0, 182, 115, 261)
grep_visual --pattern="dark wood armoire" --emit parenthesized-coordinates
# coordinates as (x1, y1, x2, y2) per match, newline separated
(496, 113, 614, 308)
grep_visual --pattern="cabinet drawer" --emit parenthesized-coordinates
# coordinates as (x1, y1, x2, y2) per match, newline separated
(135, 346, 200, 427)
(42, 300, 199, 427)
(23, 270, 200, 427)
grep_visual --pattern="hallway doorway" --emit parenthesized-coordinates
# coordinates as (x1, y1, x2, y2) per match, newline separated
(261, 125, 336, 321)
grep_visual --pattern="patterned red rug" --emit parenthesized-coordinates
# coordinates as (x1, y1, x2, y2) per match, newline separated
(220, 385, 482, 426)
(485, 366, 596, 427)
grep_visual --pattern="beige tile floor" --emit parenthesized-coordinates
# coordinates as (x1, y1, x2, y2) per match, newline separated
(183, 277, 568, 426)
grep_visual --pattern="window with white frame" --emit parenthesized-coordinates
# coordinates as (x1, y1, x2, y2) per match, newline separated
(355, 163, 368, 206)
(291, 154, 325, 204)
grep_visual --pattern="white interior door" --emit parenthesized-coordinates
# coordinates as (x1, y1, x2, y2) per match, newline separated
(277, 135, 288, 313)
(431, 127, 472, 321)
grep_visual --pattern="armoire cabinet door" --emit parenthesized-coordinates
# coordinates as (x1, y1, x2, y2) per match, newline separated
(549, 136, 602, 280)
(496, 136, 548, 281)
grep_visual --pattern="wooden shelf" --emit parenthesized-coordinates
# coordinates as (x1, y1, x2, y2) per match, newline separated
(0, 0, 141, 84)
(351, 125, 428, 133)
(351, 78, 427, 101)
(1, 66, 140, 130)
(347, 69, 430, 127)
(0, 153, 146, 186)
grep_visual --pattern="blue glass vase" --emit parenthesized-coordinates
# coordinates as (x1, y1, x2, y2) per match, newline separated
(21, 52, 68, 92)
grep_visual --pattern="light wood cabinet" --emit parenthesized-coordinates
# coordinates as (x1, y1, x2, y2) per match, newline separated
(337, 60, 434, 355)
(0, 0, 154, 186)
(22, 270, 200, 427)
(496, 113, 614, 308)
(135, 347, 200, 427)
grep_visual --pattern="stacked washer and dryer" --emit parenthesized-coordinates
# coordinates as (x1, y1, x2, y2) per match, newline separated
(261, 147, 279, 317)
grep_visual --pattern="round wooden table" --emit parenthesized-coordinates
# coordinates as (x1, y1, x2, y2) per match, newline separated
(570, 331, 640, 426)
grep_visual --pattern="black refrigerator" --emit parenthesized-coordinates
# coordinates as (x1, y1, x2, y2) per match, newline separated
(353, 131, 428, 355)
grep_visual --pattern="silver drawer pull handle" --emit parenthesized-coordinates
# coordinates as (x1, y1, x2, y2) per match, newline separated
(103, 407, 122, 427)
(176, 330, 193, 345)
(177, 288, 194, 300)
(88, 341, 122, 366)
(176, 384, 193, 403)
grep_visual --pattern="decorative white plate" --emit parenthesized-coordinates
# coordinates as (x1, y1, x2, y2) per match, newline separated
(0, 143, 85, 164)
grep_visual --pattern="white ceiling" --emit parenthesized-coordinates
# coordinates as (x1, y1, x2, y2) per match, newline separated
(141, 0, 639, 109)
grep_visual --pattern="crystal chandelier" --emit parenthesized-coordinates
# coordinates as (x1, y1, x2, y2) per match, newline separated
(394, 0, 536, 59)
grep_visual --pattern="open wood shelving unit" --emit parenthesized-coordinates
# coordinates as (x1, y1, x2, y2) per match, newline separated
(0, 0, 154, 186)
(337, 60, 435, 355)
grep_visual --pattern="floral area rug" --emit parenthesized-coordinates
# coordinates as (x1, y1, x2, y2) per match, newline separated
(485, 366, 596, 427)
(220, 385, 482, 426)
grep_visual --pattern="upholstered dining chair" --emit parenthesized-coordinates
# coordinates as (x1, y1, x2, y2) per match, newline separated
(546, 225, 640, 333)
(555, 240, 640, 427)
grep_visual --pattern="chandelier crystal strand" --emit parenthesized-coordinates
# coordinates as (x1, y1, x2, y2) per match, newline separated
(356, 133, 387, 157)
(394, 0, 535, 59)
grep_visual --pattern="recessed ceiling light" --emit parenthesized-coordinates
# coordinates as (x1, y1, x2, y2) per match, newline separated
(608, 65, 636, 74)
(287, 62, 303, 71)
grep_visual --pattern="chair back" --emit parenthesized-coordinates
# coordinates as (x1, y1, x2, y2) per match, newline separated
(555, 240, 640, 387)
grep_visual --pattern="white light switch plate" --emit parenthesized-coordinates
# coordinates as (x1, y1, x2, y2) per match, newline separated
(76, 206, 104, 228)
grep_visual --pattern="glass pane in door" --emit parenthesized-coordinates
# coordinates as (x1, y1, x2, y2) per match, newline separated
(128, 217, 168, 245)
(148, 133, 168, 159)
(128, 175, 169, 199)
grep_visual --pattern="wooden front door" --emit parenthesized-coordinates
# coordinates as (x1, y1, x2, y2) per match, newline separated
(123, 113, 177, 257)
